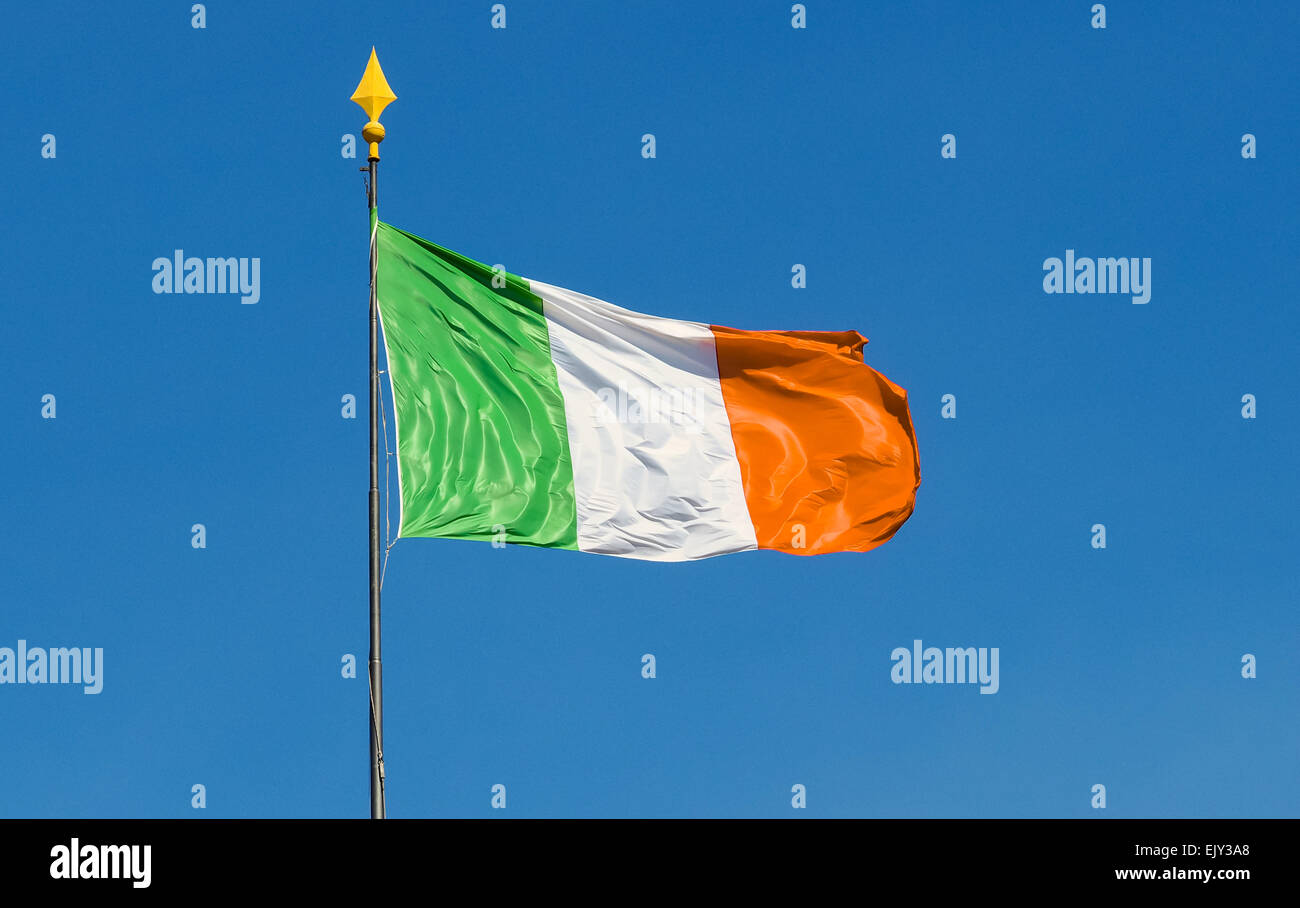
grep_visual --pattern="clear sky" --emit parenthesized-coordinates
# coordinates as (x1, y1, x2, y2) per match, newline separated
(1, 1, 1296, 818)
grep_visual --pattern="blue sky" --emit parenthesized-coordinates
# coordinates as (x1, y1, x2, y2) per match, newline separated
(1, 0, 1296, 817)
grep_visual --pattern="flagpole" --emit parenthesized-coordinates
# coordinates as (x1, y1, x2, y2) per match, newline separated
(367, 153, 384, 821)
(353, 48, 396, 820)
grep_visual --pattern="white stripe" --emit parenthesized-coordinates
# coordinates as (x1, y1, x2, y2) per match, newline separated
(531, 279, 758, 561)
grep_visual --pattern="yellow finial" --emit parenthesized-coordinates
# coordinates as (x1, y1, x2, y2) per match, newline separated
(351, 47, 396, 161)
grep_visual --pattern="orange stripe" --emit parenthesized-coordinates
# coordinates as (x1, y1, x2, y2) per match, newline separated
(710, 325, 920, 555)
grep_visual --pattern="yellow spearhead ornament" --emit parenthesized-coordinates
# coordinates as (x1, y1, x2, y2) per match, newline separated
(351, 47, 396, 161)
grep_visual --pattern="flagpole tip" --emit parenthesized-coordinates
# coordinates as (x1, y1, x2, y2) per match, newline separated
(351, 48, 397, 161)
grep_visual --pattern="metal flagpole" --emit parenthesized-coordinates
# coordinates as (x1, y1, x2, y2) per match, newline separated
(352, 47, 396, 820)
(367, 152, 384, 821)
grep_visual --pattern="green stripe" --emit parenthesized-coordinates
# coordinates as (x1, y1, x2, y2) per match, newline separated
(375, 222, 578, 549)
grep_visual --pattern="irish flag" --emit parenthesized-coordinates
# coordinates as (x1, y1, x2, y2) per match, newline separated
(375, 222, 920, 561)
